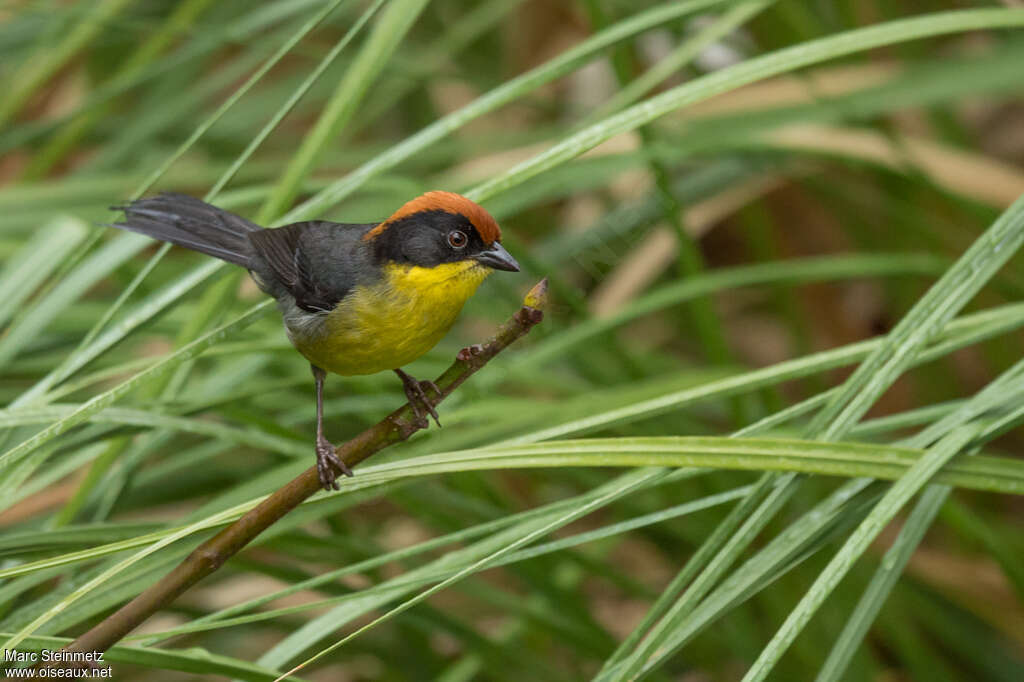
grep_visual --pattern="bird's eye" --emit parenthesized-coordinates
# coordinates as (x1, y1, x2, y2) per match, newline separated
(447, 230, 468, 249)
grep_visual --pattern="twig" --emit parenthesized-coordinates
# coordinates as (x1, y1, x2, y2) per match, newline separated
(50, 278, 548, 663)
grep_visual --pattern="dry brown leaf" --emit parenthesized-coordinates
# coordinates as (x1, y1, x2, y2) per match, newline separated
(767, 124, 1024, 207)
(589, 174, 787, 317)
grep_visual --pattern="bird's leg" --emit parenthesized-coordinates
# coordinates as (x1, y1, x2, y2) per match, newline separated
(394, 368, 441, 427)
(312, 364, 352, 490)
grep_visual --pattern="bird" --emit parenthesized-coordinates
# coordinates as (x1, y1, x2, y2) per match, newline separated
(111, 191, 520, 490)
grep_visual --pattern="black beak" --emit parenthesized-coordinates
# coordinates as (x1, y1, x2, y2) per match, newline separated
(474, 242, 520, 272)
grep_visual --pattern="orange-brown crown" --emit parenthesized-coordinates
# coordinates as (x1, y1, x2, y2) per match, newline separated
(363, 191, 501, 244)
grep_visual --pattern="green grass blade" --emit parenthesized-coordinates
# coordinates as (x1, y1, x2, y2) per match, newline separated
(208, 0, 387, 200)
(0, 495, 261, 651)
(259, 0, 431, 222)
(468, 9, 1024, 203)
(0, 233, 146, 370)
(6, 432, 1024, 581)
(813, 483, 950, 682)
(21, 0, 219, 179)
(814, 357, 1024, 681)
(503, 303, 1024, 444)
(0, 217, 87, 328)
(614, 188, 1024, 679)
(582, 0, 774, 128)
(281, 0, 731, 222)
(270, 468, 671, 675)
(740, 427, 978, 682)
(809, 192, 1024, 440)
(512, 253, 944, 373)
(135, 478, 743, 643)
(600, 471, 782, 678)
(0, 0, 134, 128)
(628, 476, 881, 678)
(0, 302, 272, 474)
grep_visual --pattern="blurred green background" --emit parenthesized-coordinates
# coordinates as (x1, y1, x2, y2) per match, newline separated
(1, 0, 1023, 680)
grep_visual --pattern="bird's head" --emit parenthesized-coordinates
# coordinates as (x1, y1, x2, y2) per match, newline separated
(364, 191, 519, 276)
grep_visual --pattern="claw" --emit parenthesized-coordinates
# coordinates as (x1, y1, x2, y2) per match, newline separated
(316, 435, 352, 491)
(395, 370, 442, 427)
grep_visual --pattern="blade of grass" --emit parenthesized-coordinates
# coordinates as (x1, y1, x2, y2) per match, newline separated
(207, 0, 387, 200)
(0, 0, 134, 127)
(624, 476, 882, 679)
(508, 252, 944, 375)
(740, 427, 978, 682)
(583, 0, 775, 427)
(135, 478, 744, 643)
(0, 217, 87, 328)
(0, 301, 273, 474)
(814, 358, 1024, 682)
(598, 470, 779, 676)
(0, 405, 310, 457)
(813, 483, 949, 682)
(501, 302, 1024, 444)
(808, 194, 1024, 440)
(582, 0, 770, 128)
(0, 230, 145, 370)
(616, 189, 1024, 681)
(11, 0, 371, 409)
(271, 468, 680, 678)
(467, 9, 1024, 203)
(281, 0, 733, 223)
(731, 188, 1024, 681)
(8, 426, 1024, 580)
(258, 0, 431, 221)
(21, 0, 219, 179)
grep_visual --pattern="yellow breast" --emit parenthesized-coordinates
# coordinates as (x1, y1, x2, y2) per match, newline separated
(294, 261, 491, 376)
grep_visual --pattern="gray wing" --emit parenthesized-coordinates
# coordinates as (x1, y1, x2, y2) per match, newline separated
(248, 221, 374, 314)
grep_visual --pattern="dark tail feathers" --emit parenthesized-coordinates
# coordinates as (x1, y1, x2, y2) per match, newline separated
(112, 193, 262, 266)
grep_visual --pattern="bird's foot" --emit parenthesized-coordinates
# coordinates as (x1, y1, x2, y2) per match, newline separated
(399, 373, 442, 428)
(316, 435, 352, 491)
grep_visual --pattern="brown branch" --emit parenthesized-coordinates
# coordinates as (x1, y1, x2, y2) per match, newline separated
(53, 278, 548, 662)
